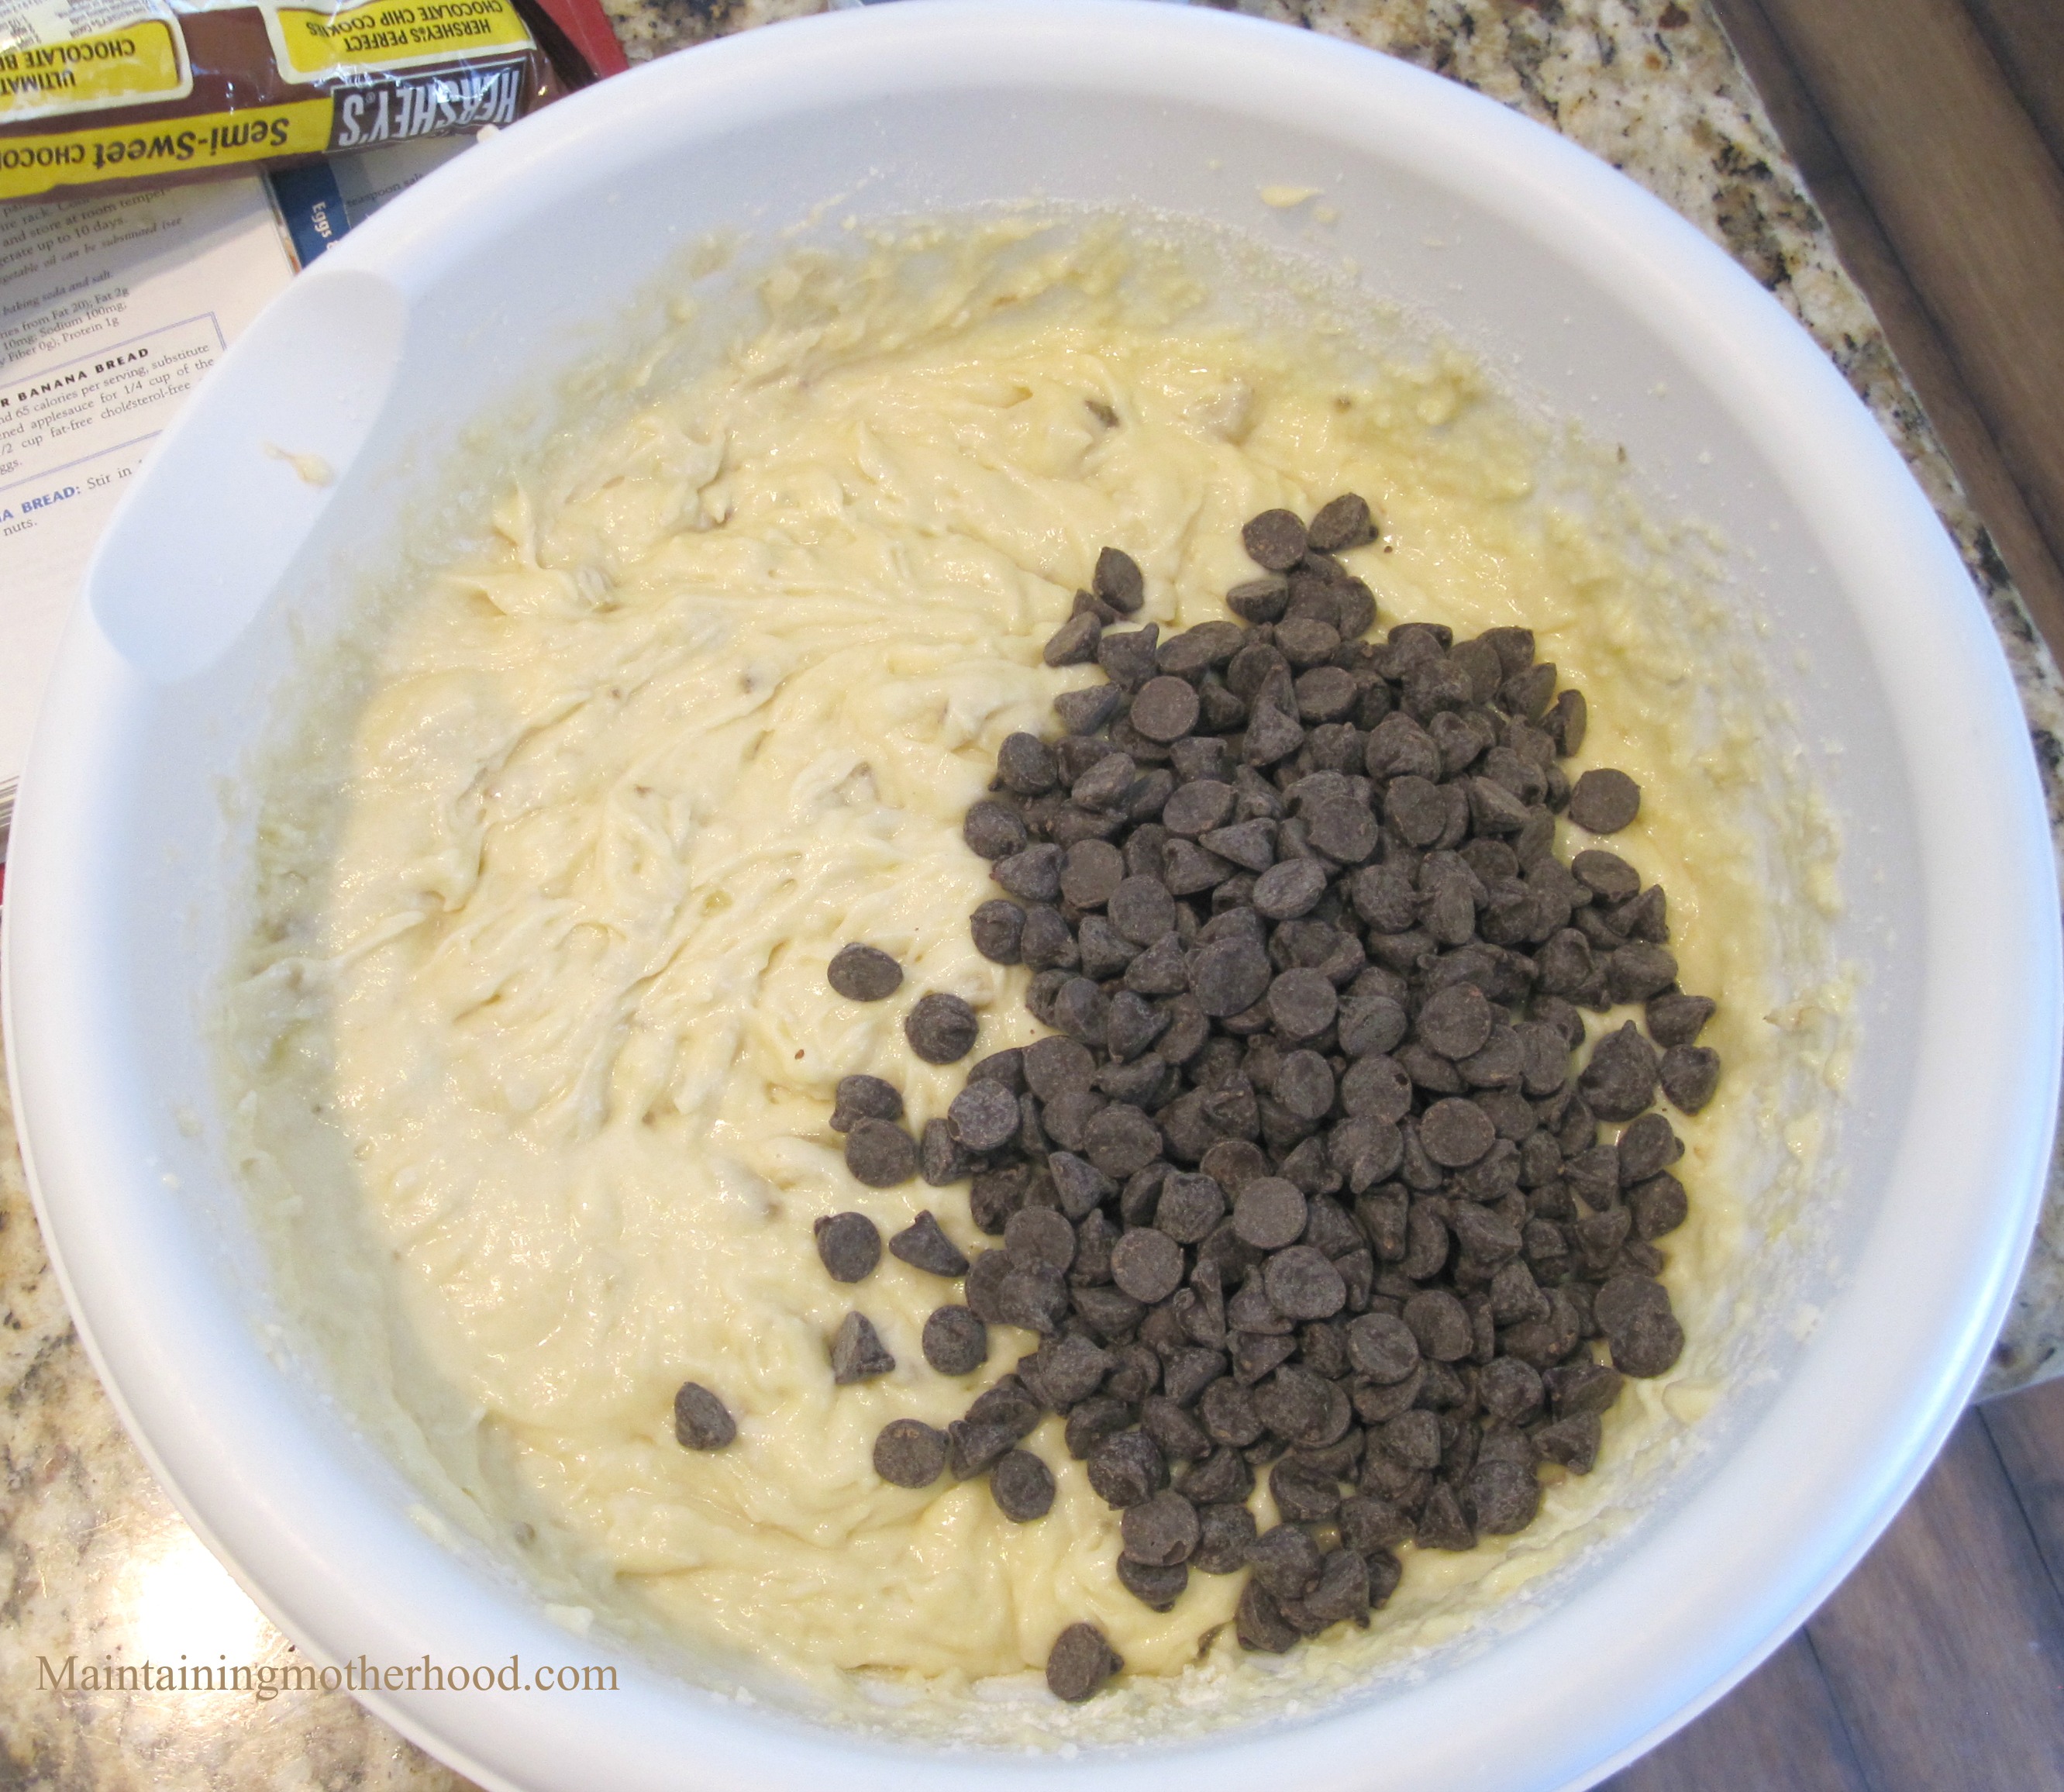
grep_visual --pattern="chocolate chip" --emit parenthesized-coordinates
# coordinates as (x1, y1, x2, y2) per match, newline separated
(1607, 942, 1679, 1005)
(1005, 1207, 1077, 1277)
(1046, 611, 1104, 667)
(1246, 1521, 1323, 1600)
(1267, 967, 1339, 1041)
(1467, 1458, 1540, 1534)
(829, 1074, 902, 1134)
(1243, 508, 1308, 571)
(1111, 1228, 1185, 1303)
(1545, 1360, 1623, 1418)
(1660, 1044, 1721, 1113)
(1046, 1621, 1123, 1701)
(1062, 839, 1126, 912)
(1616, 1110, 1680, 1182)
(1308, 493, 1377, 553)
(843, 1119, 918, 1189)
(946, 1080, 1018, 1153)
(1417, 984, 1494, 1061)
(997, 1267, 1071, 1335)
(1253, 1365, 1343, 1446)
(1039, 1333, 1115, 1407)
(999, 845, 1067, 908)
(922, 1305, 988, 1376)
(815, 1211, 884, 1280)
(1201, 1377, 1265, 1446)
(831, 1311, 896, 1384)
(1418, 1098, 1495, 1168)
(828, 943, 903, 1001)
(1402, 1289, 1473, 1362)
(1535, 1413, 1603, 1473)
(963, 800, 1028, 861)
(1117, 1555, 1188, 1611)
(970, 898, 1025, 963)
(1296, 665, 1359, 723)
(1415, 1482, 1476, 1552)
(1097, 626, 1162, 690)
(1056, 684, 1124, 735)
(673, 1382, 736, 1450)
(1024, 1034, 1096, 1100)
(1156, 1172, 1227, 1244)
(1191, 937, 1272, 1018)
(1094, 546, 1146, 614)
(1132, 675, 1203, 743)
(1085, 1104, 1163, 1178)
(1231, 1177, 1306, 1250)
(1346, 1312, 1421, 1382)
(1122, 1489, 1201, 1566)
(1611, 1304, 1687, 1377)
(1194, 1501, 1259, 1573)
(873, 1418, 947, 1486)
(1304, 794, 1379, 863)
(1088, 1429, 1167, 1507)
(1580, 1022, 1660, 1122)
(1646, 991, 1716, 1048)
(1264, 1246, 1347, 1322)
(905, 992, 979, 1064)
(1253, 858, 1327, 921)
(888, 1211, 970, 1278)
(1236, 1580, 1299, 1653)
(1384, 774, 1449, 847)
(1568, 848, 1635, 901)
(991, 1449, 1057, 1521)
(1201, 816, 1280, 870)
(1567, 767, 1641, 834)
(1279, 1548, 1370, 1635)
(997, 731, 1058, 796)
(1275, 1050, 1336, 1122)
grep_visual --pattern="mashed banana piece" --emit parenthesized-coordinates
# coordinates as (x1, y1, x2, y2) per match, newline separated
(226, 220, 1789, 1714)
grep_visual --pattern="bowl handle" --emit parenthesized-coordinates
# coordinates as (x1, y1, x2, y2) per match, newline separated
(87, 266, 408, 684)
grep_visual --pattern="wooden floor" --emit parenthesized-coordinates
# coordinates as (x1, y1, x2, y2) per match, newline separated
(1611, 2, 2064, 1784)
(1604, 1379, 2064, 1790)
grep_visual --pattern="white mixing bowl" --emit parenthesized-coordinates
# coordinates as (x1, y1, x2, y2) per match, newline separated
(6, 4, 2059, 1787)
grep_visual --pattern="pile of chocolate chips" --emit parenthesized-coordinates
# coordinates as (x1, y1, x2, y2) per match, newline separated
(681, 495, 1725, 1707)
(897, 497, 1721, 1701)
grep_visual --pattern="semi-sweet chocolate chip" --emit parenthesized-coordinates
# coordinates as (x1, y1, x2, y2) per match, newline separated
(831, 1311, 896, 1384)
(827, 943, 904, 1001)
(1567, 767, 1642, 834)
(889, 1211, 970, 1277)
(992, 1449, 1058, 1521)
(873, 1418, 947, 1486)
(815, 1211, 884, 1280)
(674, 1382, 736, 1451)
(949, 1079, 1021, 1151)
(1243, 508, 1308, 571)
(920, 1304, 991, 1370)
(1046, 1621, 1124, 1701)
(905, 992, 980, 1064)
(1121, 1490, 1201, 1566)
(830, 1074, 902, 1132)
(860, 511, 1723, 1674)
(844, 1119, 918, 1189)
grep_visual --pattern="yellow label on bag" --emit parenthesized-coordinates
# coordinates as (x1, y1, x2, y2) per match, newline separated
(0, 19, 186, 122)
(271, 0, 529, 81)
(0, 96, 330, 198)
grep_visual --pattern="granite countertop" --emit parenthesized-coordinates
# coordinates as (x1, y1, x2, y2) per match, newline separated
(5, 2, 2063, 1785)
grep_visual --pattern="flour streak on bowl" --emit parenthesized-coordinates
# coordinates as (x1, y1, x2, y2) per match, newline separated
(4, 6, 2056, 1790)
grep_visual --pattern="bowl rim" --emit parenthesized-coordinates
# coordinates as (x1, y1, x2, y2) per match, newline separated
(6, 4, 2059, 1789)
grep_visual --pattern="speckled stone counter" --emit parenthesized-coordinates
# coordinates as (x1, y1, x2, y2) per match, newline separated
(5, 2, 2062, 1785)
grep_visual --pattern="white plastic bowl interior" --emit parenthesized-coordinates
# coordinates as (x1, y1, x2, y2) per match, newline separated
(5, 5, 2059, 1789)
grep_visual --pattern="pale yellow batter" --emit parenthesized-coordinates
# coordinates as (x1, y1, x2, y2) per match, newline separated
(222, 217, 1827, 1732)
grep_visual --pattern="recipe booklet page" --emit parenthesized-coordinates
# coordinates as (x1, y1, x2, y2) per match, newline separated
(0, 179, 296, 837)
